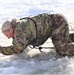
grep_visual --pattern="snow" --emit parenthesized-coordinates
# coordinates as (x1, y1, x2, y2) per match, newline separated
(0, 0, 74, 74)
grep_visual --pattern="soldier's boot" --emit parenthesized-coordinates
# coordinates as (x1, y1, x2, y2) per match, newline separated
(55, 43, 74, 56)
(69, 33, 74, 43)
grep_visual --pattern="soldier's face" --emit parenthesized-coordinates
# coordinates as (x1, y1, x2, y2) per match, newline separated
(2, 27, 14, 38)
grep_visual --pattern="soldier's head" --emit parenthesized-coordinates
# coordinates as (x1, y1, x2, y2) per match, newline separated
(2, 20, 14, 38)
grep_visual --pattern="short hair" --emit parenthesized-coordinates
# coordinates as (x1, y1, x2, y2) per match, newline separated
(2, 21, 12, 32)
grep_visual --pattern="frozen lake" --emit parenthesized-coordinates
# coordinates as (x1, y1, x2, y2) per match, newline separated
(0, 0, 74, 74)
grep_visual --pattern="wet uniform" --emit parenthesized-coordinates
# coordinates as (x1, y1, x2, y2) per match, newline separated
(0, 13, 74, 56)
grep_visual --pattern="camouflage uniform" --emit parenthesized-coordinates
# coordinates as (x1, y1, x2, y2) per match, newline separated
(0, 13, 74, 56)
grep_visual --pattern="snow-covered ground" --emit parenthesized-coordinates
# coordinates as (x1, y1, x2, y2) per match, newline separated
(0, 0, 74, 74)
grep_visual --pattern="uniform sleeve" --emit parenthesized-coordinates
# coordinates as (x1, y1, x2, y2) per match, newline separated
(0, 34, 28, 55)
(0, 21, 29, 55)
(0, 41, 25, 55)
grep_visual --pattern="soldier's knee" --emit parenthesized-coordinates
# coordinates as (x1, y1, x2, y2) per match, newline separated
(55, 44, 74, 56)
(55, 44, 70, 56)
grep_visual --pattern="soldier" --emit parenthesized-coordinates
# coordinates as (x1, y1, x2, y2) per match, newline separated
(1, 13, 74, 56)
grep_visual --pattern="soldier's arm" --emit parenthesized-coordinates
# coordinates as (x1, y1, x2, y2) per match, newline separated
(0, 35, 28, 55)
(0, 45, 22, 55)
(0, 20, 29, 55)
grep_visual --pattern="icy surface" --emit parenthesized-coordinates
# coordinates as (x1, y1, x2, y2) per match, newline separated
(0, 0, 74, 74)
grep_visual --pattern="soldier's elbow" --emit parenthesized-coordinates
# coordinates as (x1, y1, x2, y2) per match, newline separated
(13, 47, 24, 54)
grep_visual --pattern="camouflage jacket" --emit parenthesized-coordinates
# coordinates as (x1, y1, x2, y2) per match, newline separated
(0, 13, 52, 55)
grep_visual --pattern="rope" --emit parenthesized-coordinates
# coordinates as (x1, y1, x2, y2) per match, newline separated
(29, 45, 55, 52)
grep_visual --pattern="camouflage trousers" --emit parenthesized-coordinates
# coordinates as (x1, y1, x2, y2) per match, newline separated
(51, 14, 74, 56)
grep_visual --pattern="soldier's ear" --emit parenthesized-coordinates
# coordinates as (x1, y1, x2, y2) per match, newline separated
(9, 27, 13, 32)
